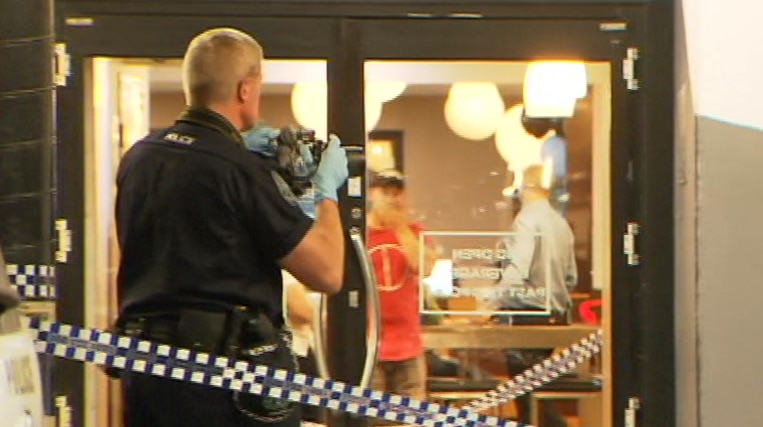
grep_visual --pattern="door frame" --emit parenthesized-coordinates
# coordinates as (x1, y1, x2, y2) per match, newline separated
(54, 10, 340, 427)
(54, 2, 674, 427)
(327, 16, 653, 427)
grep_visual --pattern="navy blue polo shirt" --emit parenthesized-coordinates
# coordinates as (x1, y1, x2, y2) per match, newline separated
(115, 108, 314, 323)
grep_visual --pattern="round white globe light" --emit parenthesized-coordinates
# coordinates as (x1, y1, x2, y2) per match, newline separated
(444, 82, 505, 141)
(291, 82, 384, 139)
(365, 98, 383, 131)
(523, 61, 587, 118)
(367, 81, 407, 103)
(494, 104, 543, 171)
(291, 82, 328, 139)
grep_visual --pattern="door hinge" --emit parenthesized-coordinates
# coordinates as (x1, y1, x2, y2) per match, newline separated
(623, 47, 640, 91)
(624, 396, 641, 427)
(55, 219, 72, 263)
(623, 222, 640, 266)
(54, 43, 71, 87)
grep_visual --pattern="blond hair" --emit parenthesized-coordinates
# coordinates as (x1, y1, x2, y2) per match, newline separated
(181, 28, 263, 107)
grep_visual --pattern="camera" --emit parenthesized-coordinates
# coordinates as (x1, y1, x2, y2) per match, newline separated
(269, 126, 327, 197)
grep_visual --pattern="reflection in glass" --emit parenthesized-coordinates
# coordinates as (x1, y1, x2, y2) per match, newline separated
(361, 60, 609, 293)
(367, 140, 396, 172)
(364, 60, 611, 427)
(418, 231, 555, 316)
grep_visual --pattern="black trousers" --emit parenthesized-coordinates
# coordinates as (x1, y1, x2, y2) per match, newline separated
(506, 349, 568, 427)
(122, 373, 302, 427)
(500, 310, 570, 427)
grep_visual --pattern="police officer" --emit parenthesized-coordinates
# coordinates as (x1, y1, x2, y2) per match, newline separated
(114, 28, 348, 427)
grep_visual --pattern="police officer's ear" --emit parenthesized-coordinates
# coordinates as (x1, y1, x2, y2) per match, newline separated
(237, 74, 262, 104)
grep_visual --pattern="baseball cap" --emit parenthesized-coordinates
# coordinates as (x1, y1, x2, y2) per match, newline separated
(369, 169, 405, 189)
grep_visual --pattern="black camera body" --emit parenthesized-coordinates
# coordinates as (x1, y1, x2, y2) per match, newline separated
(269, 126, 327, 197)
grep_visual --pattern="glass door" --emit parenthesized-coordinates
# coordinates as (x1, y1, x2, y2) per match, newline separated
(54, 14, 340, 425)
(328, 17, 637, 427)
(83, 57, 332, 427)
(83, 58, 150, 427)
(55, 10, 653, 427)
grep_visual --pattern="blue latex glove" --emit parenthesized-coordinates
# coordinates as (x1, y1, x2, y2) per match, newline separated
(312, 135, 348, 203)
(242, 124, 280, 156)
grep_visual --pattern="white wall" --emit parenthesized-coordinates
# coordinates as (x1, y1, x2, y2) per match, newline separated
(678, 0, 763, 426)
(674, 3, 699, 426)
(682, 0, 763, 130)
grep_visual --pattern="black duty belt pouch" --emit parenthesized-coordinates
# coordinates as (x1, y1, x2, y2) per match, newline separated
(230, 309, 297, 423)
(111, 306, 298, 423)
(233, 330, 298, 423)
(175, 308, 228, 351)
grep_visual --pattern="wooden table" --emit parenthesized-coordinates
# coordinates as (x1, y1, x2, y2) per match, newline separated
(422, 324, 600, 349)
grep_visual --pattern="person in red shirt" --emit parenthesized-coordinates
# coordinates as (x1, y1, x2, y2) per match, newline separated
(367, 169, 437, 409)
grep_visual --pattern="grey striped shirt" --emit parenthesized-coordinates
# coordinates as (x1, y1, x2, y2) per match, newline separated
(499, 199, 577, 313)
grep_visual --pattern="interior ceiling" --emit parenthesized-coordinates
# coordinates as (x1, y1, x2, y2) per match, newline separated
(152, 82, 522, 96)
(135, 58, 605, 95)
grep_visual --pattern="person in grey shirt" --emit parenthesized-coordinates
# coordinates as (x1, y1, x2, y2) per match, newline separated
(499, 163, 577, 315)
(498, 164, 578, 427)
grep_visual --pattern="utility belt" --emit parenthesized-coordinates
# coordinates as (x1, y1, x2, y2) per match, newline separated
(108, 303, 297, 423)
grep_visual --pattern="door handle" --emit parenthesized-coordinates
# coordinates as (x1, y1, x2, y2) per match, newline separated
(312, 232, 381, 388)
(349, 232, 381, 389)
(313, 294, 330, 379)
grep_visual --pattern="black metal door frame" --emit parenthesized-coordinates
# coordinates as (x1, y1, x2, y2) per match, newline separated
(53, 10, 339, 426)
(326, 15, 657, 427)
(53, 2, 673, 427)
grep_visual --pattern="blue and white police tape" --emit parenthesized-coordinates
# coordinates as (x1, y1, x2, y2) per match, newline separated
(462, 330, 603, 411)
(7, 264, 57, 300)
(11, 264, 603, 419)
(28, 318, 528, 427)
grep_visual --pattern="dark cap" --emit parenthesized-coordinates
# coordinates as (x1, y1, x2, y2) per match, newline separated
(370, 169, 405, 189)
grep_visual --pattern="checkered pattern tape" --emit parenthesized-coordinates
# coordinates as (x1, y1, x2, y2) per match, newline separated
(6, 264, 56, 300)
(28, 318, 532, 427)
(462, 330, 603, 412)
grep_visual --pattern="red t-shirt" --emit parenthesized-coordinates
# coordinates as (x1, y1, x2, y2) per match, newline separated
(368, 223, 425, 361)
